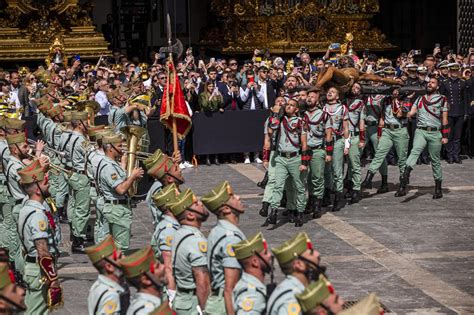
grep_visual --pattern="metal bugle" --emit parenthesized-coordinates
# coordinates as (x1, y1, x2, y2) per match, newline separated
(27, 139, 66, 157)
(26, 153, 73, 176)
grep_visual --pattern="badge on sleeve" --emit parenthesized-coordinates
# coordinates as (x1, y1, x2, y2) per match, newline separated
(198, 241, 207, 253)
(38, 220, 47, 231)
(103, 300, 117, 314)
(226, 243, 235, 257)
(111, 173, 118, 180)
(288, 303, 301, 315)
(165, 235, 173, 247)
(241, 297, 254, 311)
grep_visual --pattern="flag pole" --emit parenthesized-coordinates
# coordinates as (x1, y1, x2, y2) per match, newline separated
(166, 14, 179, 156)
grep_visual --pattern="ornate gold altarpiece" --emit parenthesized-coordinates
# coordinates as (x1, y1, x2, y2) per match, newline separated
(200, 0, 395, 54)
(0, 0, 110, 61)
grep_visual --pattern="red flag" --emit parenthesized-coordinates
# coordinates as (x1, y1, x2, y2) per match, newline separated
(160, 60, 192, 140)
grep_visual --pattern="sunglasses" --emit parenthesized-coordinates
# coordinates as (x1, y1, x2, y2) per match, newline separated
(158, 77, 166, 80)
(230, 63, 237, 66)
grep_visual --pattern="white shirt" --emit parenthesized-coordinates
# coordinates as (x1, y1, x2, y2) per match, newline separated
(0, 92, 20, 110)
(239, 87, 264, 110)
(94, 90, 111, 116)
(259, 80, 269, 109)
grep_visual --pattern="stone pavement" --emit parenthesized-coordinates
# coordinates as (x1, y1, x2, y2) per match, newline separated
(54, 159, 474, 315)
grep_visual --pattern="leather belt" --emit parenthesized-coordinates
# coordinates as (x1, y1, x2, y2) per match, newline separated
(15, 199, 22, 205)
(418, 126, 440, 131)
(212, 288, 223, 296)
(177, 287, 196, 294)
(277, 151, 299, 158)
(104, 199, 128, 205)
(309, 145, 324, 150)
(352, 131, 360, 136)
(25, 256, 36, 263)
(384, 124, 407, 130)
(365, 121, 378, 126)
(335, 135, 344, 140)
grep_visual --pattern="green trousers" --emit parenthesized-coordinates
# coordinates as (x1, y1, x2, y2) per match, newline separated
(204, 289, 225, 315)
(262, 152, 276, 204)
(406, 129, 443, 181)
(368, 128, 409, 177)
(12, 203, 24, 273)
(67, 173, 91, 238)
(103, 203, 132, 251)
(48, 160, 68, 208)
(92, 192, 109, 244)
(172, 290, 199, 315)
(367, 125, 388, 176)
(347, 137, 362, 190)
(270, 154, 307, 212)
(23, 262, 49, 315)
(332, 138, 346, 193)
(0, 186, 18, 264)
(308, 149, 326, 198)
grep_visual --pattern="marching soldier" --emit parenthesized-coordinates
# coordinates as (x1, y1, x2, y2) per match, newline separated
(65, 111, 91, 253)
(120, 246, 165, 315)
(262, 98, 308, 227)
(398, 77, 449, 198)
(98, 134, 144, 252)
(56, 111, 74, 224)
(144, 150, 185, 227)
(303, 87, 332, 218)
(150, 183, 181, 301)
(362, 87, 410, 197)
(232, 232, 273, 315)
(17, 160, 62, 314)
(323, 87, 350, 211)
(201, 181, 246, 315)
(85, 235, 130, 315)
(169, 189, 211, 314)
(344, 83, 366, 204)
(267, 232, 322, 315)
(0, 263, 26, 314)
(294, 276, 345, 315)
(440, 63, 469, 164)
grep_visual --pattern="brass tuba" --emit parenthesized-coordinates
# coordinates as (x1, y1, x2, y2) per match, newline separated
(121, 126, 147, 197)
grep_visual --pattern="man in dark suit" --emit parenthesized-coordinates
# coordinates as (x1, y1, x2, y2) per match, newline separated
(256, 66, 283, 110)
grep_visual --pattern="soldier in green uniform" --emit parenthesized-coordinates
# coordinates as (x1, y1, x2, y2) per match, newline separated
(0, 263, 26, 314)
(120, 246, 166, 315)
(344, 83, 366, 204)
(17, 160, 62, 314)
(201, 181, 246, 315)
(65, 111, 91, 252)
(169, 189, 211, 314)
(362, 87, 410, 197)
(85, 235, 130, 315)
(57, 111, 74, 224)
(267, 232, 322, 315)
(262, 98, 309, 227)
(397, 77, 449, 198)
(232, 232, 273, 315)
(295, 276, 344, 315)
(145, 150, 185, 227)
(98, 134, 144, 252)
(323, 87, 351, 212)
(363, 90, 389, 193)
(303, 88, 332, 218)
(150, 183, 181, 303)
(108, 88, 139, 134)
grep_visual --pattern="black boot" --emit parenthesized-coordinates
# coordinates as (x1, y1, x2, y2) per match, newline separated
(322, 188, 332, 206)
(332, 192, 344, 212)
(288, 210, 296, 223)
(453, 155, 462, 164)
(263, 208, 278, 226)
(394, 167, 411, 197)
(259, 202, 269, 217)
(294, 212, 304, 227)
(349, 190, 361, 204)
(313, 199, 323, 219)
(377, 175, 389, 194)
(71, 236, 86, 253)
(447, 156, 454, 164)
(214, 156, 220, 165)
(362, 171, 375, 189)
(304, 196, 315, 214)
(257, 171, 269, 189)
(344, 181, 353, 198)
(58, 207, 68, 224)
(205, 156, 211, 166)
(433, 180, 443, 199)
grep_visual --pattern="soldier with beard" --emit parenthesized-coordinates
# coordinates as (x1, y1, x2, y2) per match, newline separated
(86, 235, 130, 315)
(232, 232, 273, 315)
(120, 246, 167, 315)
(0, 263, 26, 314)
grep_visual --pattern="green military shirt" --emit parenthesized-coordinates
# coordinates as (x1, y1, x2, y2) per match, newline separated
(304, 107, 327, 148)
(414, 94, 449, 129)
(127, 292, 161, 315)
(146, 181, 163, 225)
(66, 131, 87, 172)
(0, 139, 11, 183)
(324, 102, 348, 137)
(58, 130, 74, 168)
(42, 119, 62, 151)
(17, 200, 58, 258)
(273, 116, 304, 153)
(233, 272, 267, 315)
(365, 95, 385, 123)
(6, 156, 26, 201)
(36, 112, 48, 133)
(86, 149, 105, 182)
(151, 214, 180, 258)
(97, 156, 127, 201)
(207, 220, 245, 290)
(382, 97, 408, 126)
(87, 274, 127, 315)
(171, 225, 208, 290)
(109, 106, 128, 133)
(347, 97, 366, 133)
(266, 275, 305, 315)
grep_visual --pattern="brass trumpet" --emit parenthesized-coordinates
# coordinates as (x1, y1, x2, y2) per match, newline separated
(27, 139, 66, 158)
